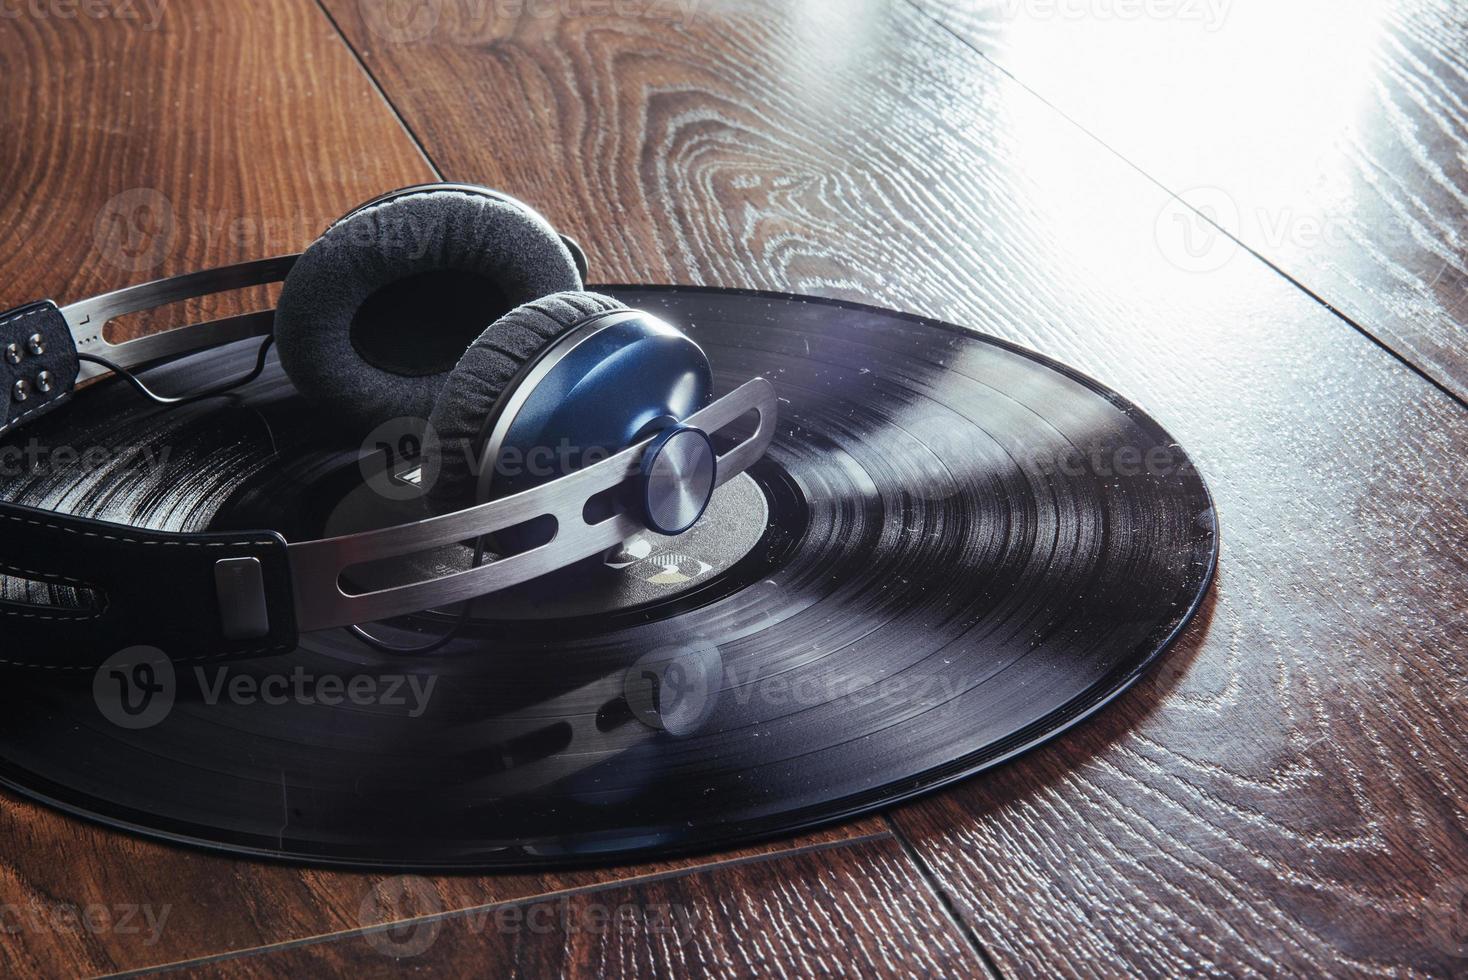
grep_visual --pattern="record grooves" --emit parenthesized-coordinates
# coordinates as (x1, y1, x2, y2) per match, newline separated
(0, 287, 1217, 869)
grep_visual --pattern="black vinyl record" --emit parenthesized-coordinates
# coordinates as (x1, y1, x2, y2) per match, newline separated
(0, 287, 1217, 869)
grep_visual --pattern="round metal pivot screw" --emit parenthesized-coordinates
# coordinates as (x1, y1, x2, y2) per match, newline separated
(12, 378, 30, 402)
(25, 334, 44, 356)
(35, 371, 54, 393)
(4, 343, 19, 365)
(638, 424, 717, 536)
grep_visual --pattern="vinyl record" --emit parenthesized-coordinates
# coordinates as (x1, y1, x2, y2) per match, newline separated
(0, 286, 1217, 868)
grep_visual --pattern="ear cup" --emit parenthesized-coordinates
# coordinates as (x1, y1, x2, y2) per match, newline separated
(421, 291, 628, 507)
(273, 190, 582, 432)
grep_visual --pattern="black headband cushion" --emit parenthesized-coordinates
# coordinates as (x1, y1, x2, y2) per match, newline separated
(273, 190, 582, 432)
(421, 290, 628, 507)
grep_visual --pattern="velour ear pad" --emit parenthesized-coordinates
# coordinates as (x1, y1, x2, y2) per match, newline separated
(421, 290, 628, 507)
(273, 190, 582, 433)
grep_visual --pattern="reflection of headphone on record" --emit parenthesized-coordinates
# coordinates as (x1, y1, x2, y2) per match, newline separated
(0, 183, 776, 669)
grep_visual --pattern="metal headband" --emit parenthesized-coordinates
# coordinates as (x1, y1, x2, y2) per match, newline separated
(0, 250, 776, 667)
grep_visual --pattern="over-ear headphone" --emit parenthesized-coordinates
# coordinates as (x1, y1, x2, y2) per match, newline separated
(273, 183, 713, 515)
(0, 183, 776, 669)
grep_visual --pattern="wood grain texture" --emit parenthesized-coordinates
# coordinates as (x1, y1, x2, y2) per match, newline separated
(914, 0, 1468, 402)
(167, 835, 990, 979)
(322, 0, 1468, 974)
(0, 0, 436, 330)
(0, 788, 884, 976)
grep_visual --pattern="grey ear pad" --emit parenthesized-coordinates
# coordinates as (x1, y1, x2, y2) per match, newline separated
(273, 190, 582, 433)
(421, 290, 628, 507)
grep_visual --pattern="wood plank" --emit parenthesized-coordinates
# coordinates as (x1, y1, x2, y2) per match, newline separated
(0, 3, 889, 975)
(322, 0, 1468, 973)
(164, 836, 990, 978)
(0, 789, 884, 976)
(913, 0, 1468, 401)
(0, 0, 437, 326)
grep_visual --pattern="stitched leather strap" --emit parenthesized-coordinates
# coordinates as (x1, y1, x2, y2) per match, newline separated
(0, 301, 79, 438)
(0, 500, 299, 670)
(0, 301, 300, 669)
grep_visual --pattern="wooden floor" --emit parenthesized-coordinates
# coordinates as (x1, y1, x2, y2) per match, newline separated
(1, 0, 1465, 975)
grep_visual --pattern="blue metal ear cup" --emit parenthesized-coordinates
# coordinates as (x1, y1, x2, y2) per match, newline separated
(421, 292, 715, 549)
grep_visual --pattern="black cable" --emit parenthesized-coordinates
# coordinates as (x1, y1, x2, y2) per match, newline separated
(76, 335, 276, 406)
(346, 536, 489, 655)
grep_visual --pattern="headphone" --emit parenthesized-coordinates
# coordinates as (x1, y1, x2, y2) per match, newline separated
(0, 183, 777, 669)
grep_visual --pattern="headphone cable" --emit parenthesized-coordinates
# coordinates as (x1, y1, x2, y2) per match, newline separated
(77, 335, 276, 406)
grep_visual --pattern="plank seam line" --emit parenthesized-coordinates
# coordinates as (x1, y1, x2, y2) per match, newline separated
(884, 812, 1009, 979)
(310, 0, 444, 180)
(903, 0, 1468, 414)
(92, 830, 895, 979)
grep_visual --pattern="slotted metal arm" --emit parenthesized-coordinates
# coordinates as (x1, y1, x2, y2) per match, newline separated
(60, 255, 296, 382)
(287, 377, 778, 632)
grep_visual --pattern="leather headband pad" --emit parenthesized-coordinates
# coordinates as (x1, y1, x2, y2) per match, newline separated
(0, 301, 79, 440)
(0, 501, 298, 671)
